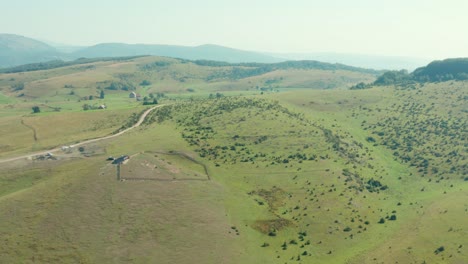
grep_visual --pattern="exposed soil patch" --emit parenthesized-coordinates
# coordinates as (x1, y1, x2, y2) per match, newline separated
(252, 218, 292, 234)
(149, 151, 211, 180)
(119, 151, 209, 181)
(249, 187, 287, 211)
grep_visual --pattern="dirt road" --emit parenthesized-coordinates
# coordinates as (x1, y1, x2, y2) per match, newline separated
(0, 105, 162, 164)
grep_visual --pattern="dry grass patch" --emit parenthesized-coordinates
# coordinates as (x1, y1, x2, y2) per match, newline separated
(252, 218, 293, 235)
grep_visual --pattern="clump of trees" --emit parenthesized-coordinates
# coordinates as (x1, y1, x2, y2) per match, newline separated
(374, 70, 411, 85)
(139, 61, 171, 70)
(82, 104, 94, 110)
(32, 106, 40, 113)
(350, 82, 369, 90)
(142, 98, 158, 105)
(105, 81, 135, 91)
(82, 104, 105, 110)
(365, 179, 388, 192)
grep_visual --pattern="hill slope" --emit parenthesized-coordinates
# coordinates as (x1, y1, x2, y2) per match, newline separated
(0, 34, 61, 67)
(363, 58, 468, 87)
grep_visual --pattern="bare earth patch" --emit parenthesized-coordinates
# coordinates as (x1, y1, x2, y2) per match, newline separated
(252, 218, 293, 234)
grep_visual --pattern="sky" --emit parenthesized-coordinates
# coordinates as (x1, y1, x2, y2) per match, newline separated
(2, 0, 468, 59)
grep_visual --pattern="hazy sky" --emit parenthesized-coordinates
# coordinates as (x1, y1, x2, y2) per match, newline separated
(2, 0, 468, 59)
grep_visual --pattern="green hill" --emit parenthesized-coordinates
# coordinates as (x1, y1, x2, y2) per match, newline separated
(355, 58, 468, 88)
(413, 58, 468, 81)
(0, 56, 378, 106)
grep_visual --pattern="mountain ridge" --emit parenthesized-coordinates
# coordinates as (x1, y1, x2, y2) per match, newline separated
(71, 42, 283, 63)
(0, 33, 440, 71)
(0, 34, 61, 67)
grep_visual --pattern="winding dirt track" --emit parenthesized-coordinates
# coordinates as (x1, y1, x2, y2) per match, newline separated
(0, 105, 162, 164)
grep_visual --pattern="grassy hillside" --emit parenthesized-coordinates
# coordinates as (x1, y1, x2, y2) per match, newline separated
(0, 56, 375, 158)
(0, 57, 465, 263)
(0, 56, 376, 102)
(139, 89, 466, 263)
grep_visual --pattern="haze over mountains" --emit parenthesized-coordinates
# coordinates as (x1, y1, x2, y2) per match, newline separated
(0, 34, 61, 67)
(0, 33, 431, 70)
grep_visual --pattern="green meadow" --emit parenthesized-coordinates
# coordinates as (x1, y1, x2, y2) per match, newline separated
(0, 56, 466, 263)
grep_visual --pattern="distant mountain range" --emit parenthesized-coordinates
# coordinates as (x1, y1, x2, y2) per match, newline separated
(0, 34, 281, 68)
(0, 34, 61, 67)
(0, 33, 431, 70)
(72, 43, 282, 63)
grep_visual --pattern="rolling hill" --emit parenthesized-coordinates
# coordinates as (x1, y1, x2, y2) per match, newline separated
(0, 56, 466, 263)
(0, 56, 378, 109)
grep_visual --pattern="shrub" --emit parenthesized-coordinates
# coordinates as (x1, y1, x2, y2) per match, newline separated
(32, 106, 40, 113)
(140, 80, 151, 86)
(434, 246, 445, 254)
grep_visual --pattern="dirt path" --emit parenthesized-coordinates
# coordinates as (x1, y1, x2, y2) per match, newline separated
(20, 118, 38, 142)
(0, 105, 163, 164)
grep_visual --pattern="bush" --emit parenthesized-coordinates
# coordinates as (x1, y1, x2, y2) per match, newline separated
(140, 80, 151, 86)
(82, 104, 92, 111)
(32, 106, 40, 113)
(11, 83, 24, 91)
(434, 246, 445, 254)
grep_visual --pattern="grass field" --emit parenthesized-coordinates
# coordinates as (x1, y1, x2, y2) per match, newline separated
(0, 57, 466, 263)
